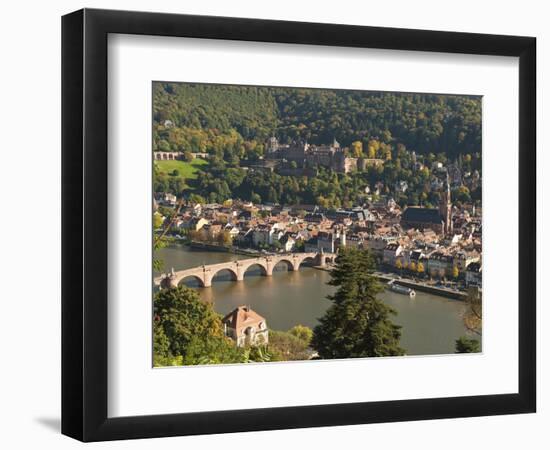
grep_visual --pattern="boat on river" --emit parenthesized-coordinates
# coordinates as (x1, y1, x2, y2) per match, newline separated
(387, 280, 416, 297)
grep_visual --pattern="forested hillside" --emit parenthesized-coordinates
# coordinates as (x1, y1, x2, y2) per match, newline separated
(153, 82, 481, 208)
(153, 82, 481, 158)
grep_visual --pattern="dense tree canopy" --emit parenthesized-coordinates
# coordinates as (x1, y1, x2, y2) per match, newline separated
(154, 83, 481, 158)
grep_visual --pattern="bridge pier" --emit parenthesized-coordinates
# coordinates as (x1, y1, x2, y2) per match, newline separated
(203, 268, 213, 287)
(315, 253, 327, 267)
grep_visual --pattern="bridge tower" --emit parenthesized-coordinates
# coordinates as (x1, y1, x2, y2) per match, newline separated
(160, 268, 178, 289)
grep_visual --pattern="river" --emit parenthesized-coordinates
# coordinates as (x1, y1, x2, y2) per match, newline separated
(155, 244, 470, 356)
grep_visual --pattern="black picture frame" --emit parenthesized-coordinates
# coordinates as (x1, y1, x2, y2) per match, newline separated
(62, 8, 536, 442)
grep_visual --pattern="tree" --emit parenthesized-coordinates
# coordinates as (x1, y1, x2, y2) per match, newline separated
(158, 139, 170, 152)
(350, 141, 363, 158)
(452, 265, 460, 279)
(289, 325, 313, 344)
(268, 330, 312, 361)
(463, 288, 482, 336)
(312, 248, 405, 358)
(153, 211, 165, 229)
(250, 192, 261, 204)
(181, 335, 244, 365)
(456, 185, 471, 203)
(188, 193, 205, 205)
(153, 319, 174, 366)
(367, 145, 376, 159)
(455, 336, 481, 353)
(153, 286, 225, 358)
(217, 230, 233, 247)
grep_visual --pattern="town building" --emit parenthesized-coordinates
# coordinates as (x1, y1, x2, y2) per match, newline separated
(222, 306, 269, 347)
(465, 262, 482, 287)
(279, 233, 296, 252)
(426, 251, 454, 278)
(183, 217, 208, 231)
(382, 243, 403, 266)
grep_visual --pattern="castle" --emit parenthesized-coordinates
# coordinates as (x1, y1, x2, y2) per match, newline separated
(266, 137, 383, 174)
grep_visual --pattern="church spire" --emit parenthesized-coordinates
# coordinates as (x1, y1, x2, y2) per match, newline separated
(439, 171, 453, 235)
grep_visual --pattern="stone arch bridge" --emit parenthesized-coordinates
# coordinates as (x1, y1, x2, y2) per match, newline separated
(155, 252, 335, 289)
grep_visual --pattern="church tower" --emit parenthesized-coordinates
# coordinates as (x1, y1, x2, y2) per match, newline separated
(439, 173, 453, 235)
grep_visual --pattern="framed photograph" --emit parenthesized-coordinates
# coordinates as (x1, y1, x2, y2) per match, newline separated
(62, 8, 536, 442)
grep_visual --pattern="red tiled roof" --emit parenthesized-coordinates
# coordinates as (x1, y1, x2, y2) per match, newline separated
(222, 306, 266, 336)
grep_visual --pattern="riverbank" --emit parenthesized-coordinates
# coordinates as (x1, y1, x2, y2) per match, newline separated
(376, 274, 467, 300)
(314, 265, 466, 300)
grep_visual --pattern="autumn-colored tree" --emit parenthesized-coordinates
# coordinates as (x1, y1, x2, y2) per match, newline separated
(350, 141, 363, 158)
(452, 265, 460, 279)
(153, 211, 165, 229)
(368, 139, 380, 156)
(367, 145, 377, 159)
(463, 288, 482, 336)
(216, 231, 233, 247)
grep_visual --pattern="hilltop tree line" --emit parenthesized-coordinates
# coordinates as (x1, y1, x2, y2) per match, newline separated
(153, 82, 481, 159)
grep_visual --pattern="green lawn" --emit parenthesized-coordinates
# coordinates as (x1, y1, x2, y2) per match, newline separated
(155, 158, 207, 180)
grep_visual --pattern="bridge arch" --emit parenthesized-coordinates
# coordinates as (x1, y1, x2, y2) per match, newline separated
(273, 258, 296, 272)
(296, 256, 316, 270)
(177, 274, 205, 288)
(211, 267, 239, 282)
(242, 262, 268, 277)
